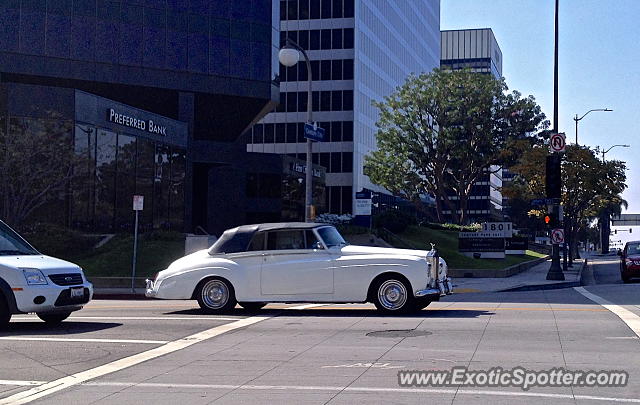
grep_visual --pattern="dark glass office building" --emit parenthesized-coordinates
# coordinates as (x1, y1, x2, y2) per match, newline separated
(0, 0, 283, 235)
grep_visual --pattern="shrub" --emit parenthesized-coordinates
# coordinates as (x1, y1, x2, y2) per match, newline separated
(315, 213, 354, 225)
(374, 210, 416, 234)
(19, 223, 102, 258)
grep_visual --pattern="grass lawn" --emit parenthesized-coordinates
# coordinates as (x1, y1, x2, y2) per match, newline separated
(68, 233, 185, 278)
(395, 225, 546, 270)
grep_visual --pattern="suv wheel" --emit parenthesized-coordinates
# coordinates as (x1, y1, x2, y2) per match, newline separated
(196, 278, 237, 314)
(0, 297, 10, 330)
(37, 312, 71, 325)
(372, 277, 415, 314)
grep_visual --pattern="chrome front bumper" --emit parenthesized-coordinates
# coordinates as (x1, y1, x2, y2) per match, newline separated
(145, 279, 157, 298)
(416, 277, 453, 298)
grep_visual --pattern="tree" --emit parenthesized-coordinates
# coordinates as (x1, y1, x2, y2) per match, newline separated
(365, 68, 548, 224)
(0, 113, 82, 230)
(505, 144, 627, 259)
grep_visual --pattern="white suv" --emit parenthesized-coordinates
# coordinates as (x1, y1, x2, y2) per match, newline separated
(0, 220, 93, 328)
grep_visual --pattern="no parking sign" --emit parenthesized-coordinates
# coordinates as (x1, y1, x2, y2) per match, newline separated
(551, 228, 565, 244)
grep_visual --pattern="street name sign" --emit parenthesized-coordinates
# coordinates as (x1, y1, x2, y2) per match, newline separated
(531, 198, 560, 207)
(304, 123, 325, 142)
(459, 231, 505, 238)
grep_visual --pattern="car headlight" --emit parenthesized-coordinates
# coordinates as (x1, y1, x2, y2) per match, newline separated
(21, 268, 48, 285)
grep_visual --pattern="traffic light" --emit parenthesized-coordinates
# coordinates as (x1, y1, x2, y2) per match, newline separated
(546, 154, 561, 199)
(544, 212, 559, 229)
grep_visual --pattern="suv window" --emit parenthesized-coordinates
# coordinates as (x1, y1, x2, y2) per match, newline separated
(0, 221, 38, 256)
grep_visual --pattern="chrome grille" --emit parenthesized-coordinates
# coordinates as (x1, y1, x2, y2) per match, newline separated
(49, 273, 83, 286)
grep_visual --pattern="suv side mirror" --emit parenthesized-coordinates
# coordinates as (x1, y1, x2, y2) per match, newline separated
(311, 241, 324, 250)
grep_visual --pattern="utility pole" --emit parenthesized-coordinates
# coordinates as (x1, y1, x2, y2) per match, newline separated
(546, 0, 565, 280)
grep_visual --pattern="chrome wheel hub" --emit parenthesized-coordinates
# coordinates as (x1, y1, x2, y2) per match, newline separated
(201, 280, 229, 309)
(378, 280, 407, 310)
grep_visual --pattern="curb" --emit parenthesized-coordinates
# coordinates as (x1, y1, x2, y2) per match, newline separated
(497, 258, 588, 292)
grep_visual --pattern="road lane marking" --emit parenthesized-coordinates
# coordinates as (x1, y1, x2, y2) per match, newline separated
(73, 382, 640, 403)
(0, 337, 168, 344)
(0, 381, 44, 387)
(12, 316, 245, 322)
(0, 315, 270, 405)
(574, 287, 640, 338)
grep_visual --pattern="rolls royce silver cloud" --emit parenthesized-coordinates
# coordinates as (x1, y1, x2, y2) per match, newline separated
(146, 223, 452, 314)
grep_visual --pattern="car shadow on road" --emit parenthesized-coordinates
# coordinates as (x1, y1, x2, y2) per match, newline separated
(1, 321, 122, 335)
(166, 308, 494, 319)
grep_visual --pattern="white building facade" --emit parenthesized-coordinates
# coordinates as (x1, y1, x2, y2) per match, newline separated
(246, 0, 441, 215)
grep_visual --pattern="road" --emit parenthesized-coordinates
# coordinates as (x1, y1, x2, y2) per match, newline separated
(0, 257, 638, 404)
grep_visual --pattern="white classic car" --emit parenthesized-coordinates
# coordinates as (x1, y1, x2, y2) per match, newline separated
(146, 223, 452, 314)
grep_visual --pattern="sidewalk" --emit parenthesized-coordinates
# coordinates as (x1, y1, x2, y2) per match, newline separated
(453, 257, 587, 293)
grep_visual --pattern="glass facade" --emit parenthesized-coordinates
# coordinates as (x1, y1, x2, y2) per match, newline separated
(0, 0, 275, 83)
(71, 123, 185, 232)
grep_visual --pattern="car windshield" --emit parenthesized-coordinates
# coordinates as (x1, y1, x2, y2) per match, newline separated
(0, 221, 39, 256)
(626, 243, 640, 255)
(317, 226, 348, 248)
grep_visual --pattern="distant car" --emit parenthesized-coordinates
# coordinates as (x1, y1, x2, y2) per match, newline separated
(146, 222, 452, 314)
(620, 241, 640, 283)
(0, 220, 93, 329)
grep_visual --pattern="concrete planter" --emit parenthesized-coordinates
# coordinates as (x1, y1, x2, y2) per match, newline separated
(449, 256, 550, 278)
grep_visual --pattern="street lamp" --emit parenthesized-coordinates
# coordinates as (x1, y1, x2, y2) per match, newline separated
(574, 108, 612, 145)
(601, 144, 630, 162)
(598, 144, 629, 253)
(279, 39, 314, 222)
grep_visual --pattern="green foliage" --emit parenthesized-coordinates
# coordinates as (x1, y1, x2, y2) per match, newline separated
(72, 231, 185, 278)
(20, 223, 102, 259)
(335, 224, 369, 235)
(374, 210, 416, 234)
(365, 68, 549, 224)
(396, 225, 544, 270)
(421, 222, 480, 232)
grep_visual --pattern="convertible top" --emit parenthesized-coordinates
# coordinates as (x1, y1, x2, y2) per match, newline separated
(208, 222, 331, 254)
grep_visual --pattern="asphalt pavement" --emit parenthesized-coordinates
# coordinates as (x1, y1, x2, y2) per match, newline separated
(0, 257, 638, 404)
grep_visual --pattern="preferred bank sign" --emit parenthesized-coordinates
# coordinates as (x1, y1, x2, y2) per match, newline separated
(108, 108, 167, 136)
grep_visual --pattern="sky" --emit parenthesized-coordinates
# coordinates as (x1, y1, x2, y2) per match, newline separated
(441, 0, 640, 233)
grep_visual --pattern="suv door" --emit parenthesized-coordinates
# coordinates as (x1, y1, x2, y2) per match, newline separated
(260, 229, 334, 296)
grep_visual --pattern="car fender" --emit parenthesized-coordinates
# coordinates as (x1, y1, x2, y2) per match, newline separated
(155, 264, 251, 300)
(0, 277, 18, 314)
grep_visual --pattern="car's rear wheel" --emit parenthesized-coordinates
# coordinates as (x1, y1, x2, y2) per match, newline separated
(37, 312, 71, 325)
(239, 302, 267, 311)
(372, 277, 415, 314)
(196, 278, 237, 314)
(0, 297, 10, 330)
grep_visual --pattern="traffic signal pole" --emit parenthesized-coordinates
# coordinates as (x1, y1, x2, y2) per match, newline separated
(546, 0, 565, 281)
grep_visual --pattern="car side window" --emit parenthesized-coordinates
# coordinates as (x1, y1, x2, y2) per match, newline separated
(305, 230, 323, 249)
(247, 232, 266, 251)
(266, 230, 306, 250)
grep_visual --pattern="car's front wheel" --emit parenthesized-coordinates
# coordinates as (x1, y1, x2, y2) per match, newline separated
(372, 277, 415, 314)
(0, 297, 10, 330)
(37, 312, 71, 325)
(239, 302, 267, 311)
(196, 278, 237, 314)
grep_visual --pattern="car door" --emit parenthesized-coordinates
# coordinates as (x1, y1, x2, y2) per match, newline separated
(260, 229, 334, 296)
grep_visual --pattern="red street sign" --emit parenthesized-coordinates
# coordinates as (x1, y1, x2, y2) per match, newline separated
(550, 133, 566, 153)
(551, 228, 565, 244)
